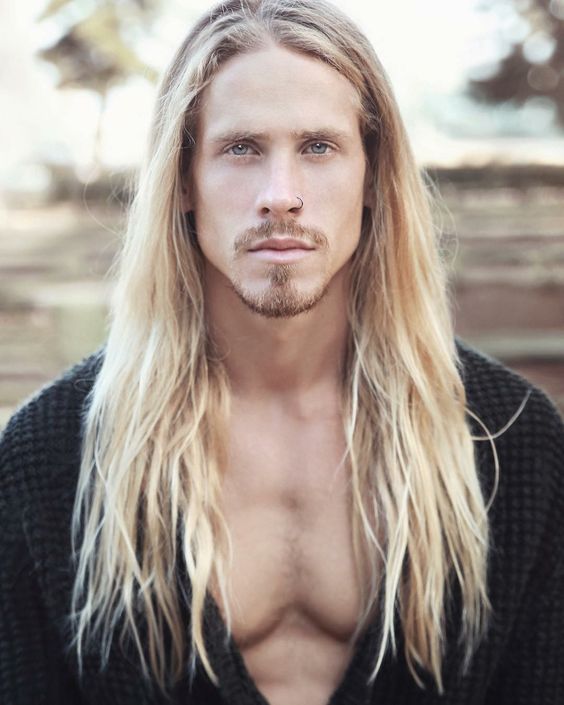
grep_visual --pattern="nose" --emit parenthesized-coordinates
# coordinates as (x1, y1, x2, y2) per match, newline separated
(256, 158, 303, 218)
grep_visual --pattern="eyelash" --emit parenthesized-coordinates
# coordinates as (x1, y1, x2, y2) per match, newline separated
(225, 141, 334, 157)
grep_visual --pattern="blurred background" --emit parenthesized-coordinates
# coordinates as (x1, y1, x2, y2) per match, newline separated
(1, 0, 563, 428)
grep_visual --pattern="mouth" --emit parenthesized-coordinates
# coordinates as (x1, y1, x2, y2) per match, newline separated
(246, 237, 316, 264)
(247, 237, 316, 252)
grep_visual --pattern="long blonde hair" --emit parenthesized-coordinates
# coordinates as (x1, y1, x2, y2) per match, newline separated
(72, 0, 495, 695)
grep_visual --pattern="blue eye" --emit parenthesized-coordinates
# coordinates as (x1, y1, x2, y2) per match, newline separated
(230, 144, 250, 155)
(308, 142, 329, 155)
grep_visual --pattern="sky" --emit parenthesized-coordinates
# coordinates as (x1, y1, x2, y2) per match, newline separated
(0, 0, 563, 195)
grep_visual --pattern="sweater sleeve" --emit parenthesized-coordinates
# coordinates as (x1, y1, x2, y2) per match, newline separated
(0, 410, 84, 705)
(484, 390, 564, 704)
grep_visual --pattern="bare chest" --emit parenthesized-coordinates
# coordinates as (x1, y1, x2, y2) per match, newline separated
(212, 409, 365, 703)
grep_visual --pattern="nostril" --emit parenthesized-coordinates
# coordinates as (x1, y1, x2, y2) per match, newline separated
(257, 195, 303, 215)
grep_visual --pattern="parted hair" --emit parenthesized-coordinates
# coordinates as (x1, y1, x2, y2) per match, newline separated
(71, 0, 497, 695)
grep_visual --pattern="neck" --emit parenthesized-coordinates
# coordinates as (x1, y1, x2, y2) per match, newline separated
(205, 270, 350, 406)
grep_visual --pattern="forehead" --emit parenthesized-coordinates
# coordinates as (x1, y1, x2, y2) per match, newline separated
(197, 44, 363, 140)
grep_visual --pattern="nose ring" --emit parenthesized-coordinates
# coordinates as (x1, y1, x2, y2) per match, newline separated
(295, 196, 304, 210)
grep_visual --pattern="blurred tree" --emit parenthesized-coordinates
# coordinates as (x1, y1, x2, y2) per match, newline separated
(37, 0, 160, 165)
(469, 0, 564, 127)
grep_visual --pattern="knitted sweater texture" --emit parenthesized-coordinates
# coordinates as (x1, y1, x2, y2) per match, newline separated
(1, 339, 563, 704)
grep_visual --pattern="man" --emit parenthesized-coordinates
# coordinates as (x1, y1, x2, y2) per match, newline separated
(1, 1, 563, 703)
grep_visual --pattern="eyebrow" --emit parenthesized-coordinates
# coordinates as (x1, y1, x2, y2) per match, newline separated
(208, 127, 353, 145)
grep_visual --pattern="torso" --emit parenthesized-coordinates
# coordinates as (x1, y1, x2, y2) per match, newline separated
(212, 394, 372, 705)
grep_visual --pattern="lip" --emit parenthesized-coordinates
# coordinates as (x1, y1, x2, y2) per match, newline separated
(248, 237, 315, 252)
(248, 247, 315, 263)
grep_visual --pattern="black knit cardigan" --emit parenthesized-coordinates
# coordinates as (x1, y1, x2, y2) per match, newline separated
(1, 339, 563, 705)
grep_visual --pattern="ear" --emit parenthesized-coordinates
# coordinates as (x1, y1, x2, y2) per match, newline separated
(180, 186, 191, 213)
(363, 172, 374, 209)
(360, 152, 374, 209)
(179, 174, 193, 213)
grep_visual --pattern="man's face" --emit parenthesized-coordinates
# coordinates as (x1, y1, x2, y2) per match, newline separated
(187, 43, 367, 318)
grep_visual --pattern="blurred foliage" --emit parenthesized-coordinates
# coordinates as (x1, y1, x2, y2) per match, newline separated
(37, 0, 159, 94)
(36, 0, 160, 163)
(470, 0, 564, 126)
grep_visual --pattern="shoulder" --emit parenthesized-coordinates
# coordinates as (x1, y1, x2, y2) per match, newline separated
(0, 349, 103, 517)
(455, 336, 563, 534)
(0, 348, 103, 457)
(455, 336, 564, 447)
(455, 337, 564, 571)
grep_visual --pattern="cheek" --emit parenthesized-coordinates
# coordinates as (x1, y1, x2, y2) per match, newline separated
(321, 165, 365, 223)
(193, 200, 245, 273)
(197, 163, 258, 210)
(319, 156, 365, 202)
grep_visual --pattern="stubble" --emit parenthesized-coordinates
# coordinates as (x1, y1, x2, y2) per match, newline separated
(231, 221, 330, 318)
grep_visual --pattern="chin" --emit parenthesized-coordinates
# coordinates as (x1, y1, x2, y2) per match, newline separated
(231, 280, 329, 319)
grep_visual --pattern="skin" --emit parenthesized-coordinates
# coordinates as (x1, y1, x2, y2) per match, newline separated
(185, 44, 369, 705)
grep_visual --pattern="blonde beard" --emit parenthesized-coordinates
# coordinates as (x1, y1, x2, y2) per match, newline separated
(231, 264, 329, 318)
